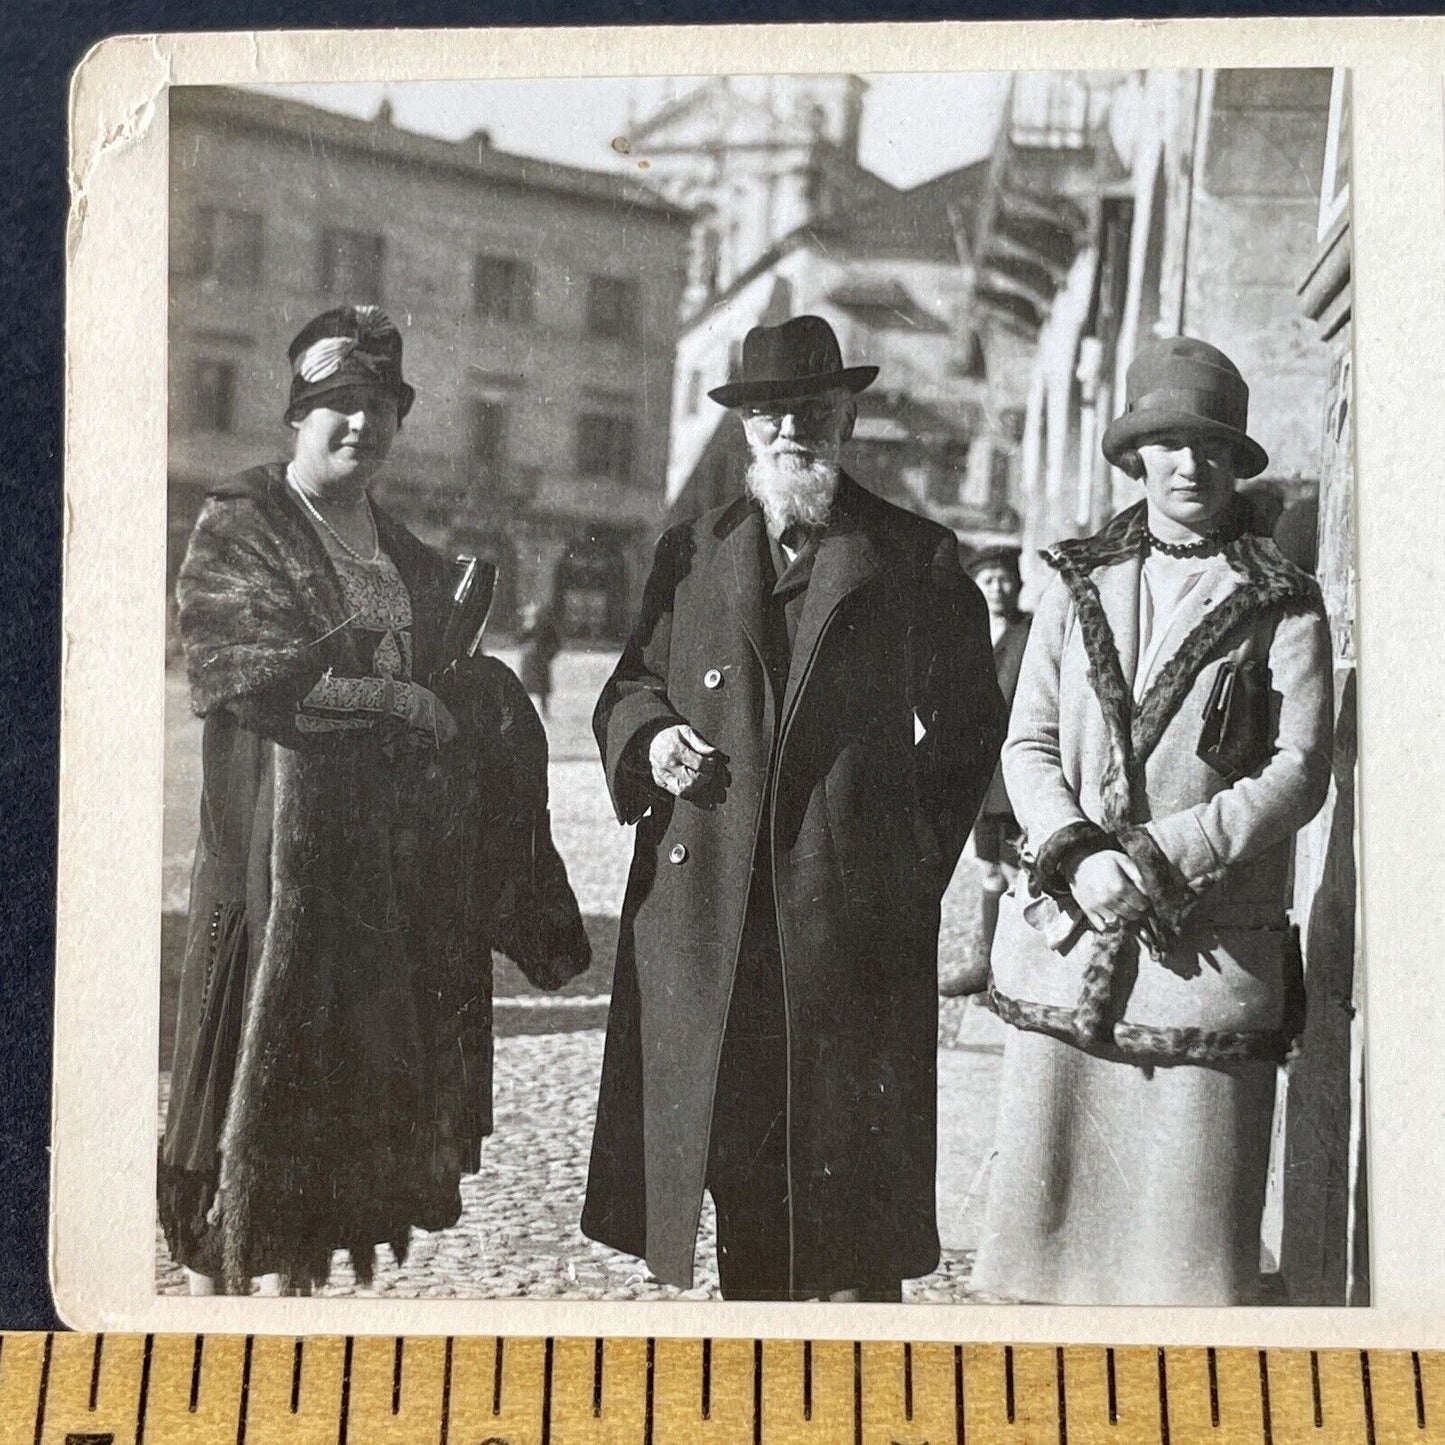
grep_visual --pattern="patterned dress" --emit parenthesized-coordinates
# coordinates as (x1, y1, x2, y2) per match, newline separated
(296, 546, 420, 735)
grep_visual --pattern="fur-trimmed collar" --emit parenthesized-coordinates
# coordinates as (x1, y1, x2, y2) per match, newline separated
(1041, 499, 1322, 813)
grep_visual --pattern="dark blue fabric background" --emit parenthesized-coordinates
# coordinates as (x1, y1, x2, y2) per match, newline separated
(2, 0, 1414, 1330)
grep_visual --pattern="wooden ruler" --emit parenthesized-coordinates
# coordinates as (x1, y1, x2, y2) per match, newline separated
(0, 1333, 1437, 1443)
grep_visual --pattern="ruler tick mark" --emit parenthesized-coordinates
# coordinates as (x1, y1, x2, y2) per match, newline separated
(1361, 1351, 1377, 1445)
(1005, 1345, 1016, 1425)
(337, 1337, 353, 1445)
(291, 1339, 303, 1415)
(134, 1335, 154, 1445)
(439, 1337, 453, 1445)
(492, 1337, 504, 1415)
(1414, 1350, 1426, 1429)
(541, 1338, 555, 1445)
(855, 1341, 864, 1445)
(594, 1337, 605, 1417)
(955, 1345, 965, 1445)
(392, 1336, 404, 1415)
(33, 1332, 53, 1445)
(1207, 1347, 1219, 1428)
(189, 1334, 204, 1413)
(905, 1341, 915, 1421)
(645, 1339, 657, 1445)
(237, 1335, 254, 1445)
(89, 1332, 105, 1411)
(755, 1340, 764, 1445)
(1310, 1350, 1322, 1429)
(1259, 1351, 1273, 1445)
(803, 1339, 812, 1421)
(1057, 1347, 1068, 1445)
(1157, 1349, 1171, 1445)
(1107, 1347, 1118, 1425)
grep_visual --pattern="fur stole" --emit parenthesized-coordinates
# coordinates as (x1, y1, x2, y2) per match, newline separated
(176, 464, 449, 735)
(993, 500, 1321, 1065)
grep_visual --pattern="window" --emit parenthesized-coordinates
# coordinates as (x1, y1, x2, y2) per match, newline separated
(468, 400, 509, 476)
(181, 207, 264, 286)
(320, 227, 385, 304)
(585, 276, 641, 342)
(189, 359, 237, 433)
(930, 440, 972, 507)
(696, 228, 721, 295)
(685, 369, 703, 416)
(575, 413, 635, 484)
(473, 254, 534, 323)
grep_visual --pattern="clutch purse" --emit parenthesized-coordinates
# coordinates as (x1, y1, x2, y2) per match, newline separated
(430, 554, 498, 688)
(1197, 657, 1272, 782)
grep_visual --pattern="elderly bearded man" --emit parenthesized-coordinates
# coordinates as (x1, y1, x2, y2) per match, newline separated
(581, 316, 1007, 1301)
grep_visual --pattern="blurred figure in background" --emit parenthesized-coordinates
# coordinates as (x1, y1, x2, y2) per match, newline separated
(518, 600, 563, 719)
(941, 546, 1032, 997)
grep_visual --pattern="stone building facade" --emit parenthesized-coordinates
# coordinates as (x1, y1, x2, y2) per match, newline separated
(168, 86, 693, 639)
(968, 68, 1363, 1303)
(624, 77, 1015, 547)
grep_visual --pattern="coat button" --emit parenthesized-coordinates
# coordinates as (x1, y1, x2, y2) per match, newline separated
(669, 843, 688, 864)
(703, 668, 723, 689)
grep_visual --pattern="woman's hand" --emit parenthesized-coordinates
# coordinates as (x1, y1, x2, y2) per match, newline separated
(406, 684, 459, 746)
(1066, 848, 1152, 932)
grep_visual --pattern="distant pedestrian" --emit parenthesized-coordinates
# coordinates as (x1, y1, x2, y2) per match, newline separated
(159, 305, 589, 1296)
(583, 315, 1006, 1302)
(941, 545, 1031, 996)
(973, 336, 1333, 1304)
(518, 601, 563, 718)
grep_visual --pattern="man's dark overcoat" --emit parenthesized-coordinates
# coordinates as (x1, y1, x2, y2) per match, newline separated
(582, 474, 1007, 1290)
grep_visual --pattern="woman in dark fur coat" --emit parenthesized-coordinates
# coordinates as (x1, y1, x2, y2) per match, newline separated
(159, 306, 589, 1295)
(971, 338, 1333, 1305)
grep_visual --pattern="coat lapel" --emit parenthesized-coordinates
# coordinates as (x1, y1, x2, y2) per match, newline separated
(1093, 556, 1142, 696)
(705, 497, 772, 683)
(781, 473, 883, 727)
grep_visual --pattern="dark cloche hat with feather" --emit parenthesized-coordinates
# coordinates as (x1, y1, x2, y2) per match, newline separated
(284, 305, 416, 425)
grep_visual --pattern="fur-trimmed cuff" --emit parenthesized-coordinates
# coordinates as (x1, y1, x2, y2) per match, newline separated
(1117, 824, 1197, 938)
(1034, 820, 1115, 896)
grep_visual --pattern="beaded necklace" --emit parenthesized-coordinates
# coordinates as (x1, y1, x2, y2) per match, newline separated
(1144, 511, 1243, 559)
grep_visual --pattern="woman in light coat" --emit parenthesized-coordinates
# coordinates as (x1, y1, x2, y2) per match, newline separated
(971, 337, 1334, 1305)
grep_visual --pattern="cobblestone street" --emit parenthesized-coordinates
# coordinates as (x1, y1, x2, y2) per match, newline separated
(158, 649, 1003, 1302)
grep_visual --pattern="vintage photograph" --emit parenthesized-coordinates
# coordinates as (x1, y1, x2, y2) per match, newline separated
(153, 66, 1362, 1308)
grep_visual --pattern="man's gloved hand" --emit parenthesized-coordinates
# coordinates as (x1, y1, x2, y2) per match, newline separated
(649, 723, 721, 799)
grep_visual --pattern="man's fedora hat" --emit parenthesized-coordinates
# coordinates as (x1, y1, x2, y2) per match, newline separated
(284, 304, 416, 425)
(708, 315, 879, 409)
(1101, 335, 1268, 479)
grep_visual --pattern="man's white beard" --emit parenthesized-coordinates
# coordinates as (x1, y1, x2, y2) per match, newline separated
(745, 447, 839, 538)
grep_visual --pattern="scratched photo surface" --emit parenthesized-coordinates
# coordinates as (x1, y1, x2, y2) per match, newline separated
(156, 69, 1363, 1306)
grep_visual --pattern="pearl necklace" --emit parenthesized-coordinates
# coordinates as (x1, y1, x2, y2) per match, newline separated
(287, 468, 381, 564)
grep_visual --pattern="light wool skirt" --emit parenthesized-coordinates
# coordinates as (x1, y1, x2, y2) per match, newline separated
(970, 1025, 1278, 1305)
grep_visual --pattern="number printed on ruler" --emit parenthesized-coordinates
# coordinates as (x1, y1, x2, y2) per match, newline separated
(0, 1333, 1442, 1444)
